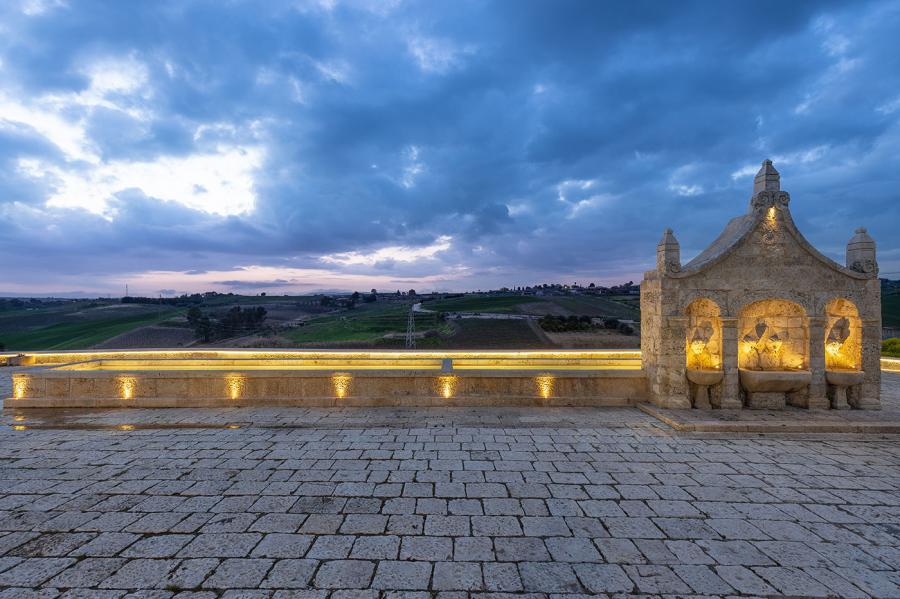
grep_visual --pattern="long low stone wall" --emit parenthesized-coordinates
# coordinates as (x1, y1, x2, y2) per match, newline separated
(9, 368, 647, 408)
(5, 350, 896, 410)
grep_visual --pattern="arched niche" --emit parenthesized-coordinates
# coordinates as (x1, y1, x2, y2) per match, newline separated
(739, 299, 808, 370)
(825, 298, 861, 371)
(685, 298, 722, 370)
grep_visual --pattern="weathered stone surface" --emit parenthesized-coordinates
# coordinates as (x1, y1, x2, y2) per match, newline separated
(642, 159, 881, 410)
(0, 388, 899, 597)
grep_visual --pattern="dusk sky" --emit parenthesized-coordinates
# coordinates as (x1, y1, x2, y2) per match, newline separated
(1, 0, 898, 297)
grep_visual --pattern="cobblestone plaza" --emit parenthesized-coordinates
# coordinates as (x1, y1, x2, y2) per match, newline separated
(1, 371, 899, 597)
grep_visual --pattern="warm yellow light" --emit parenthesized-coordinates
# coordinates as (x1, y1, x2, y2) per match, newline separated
(13, 416, 25, 422)
(13, 425, 27, 431)
(119, 424, 135, 431)
(225, 374, 246, 400)
(742, 342, 754, 354)
(826, 341, 841, 357)
(770, 339, 782, 353)
(332, 374, 352, 399)
(767, 207, 776, 219)
(690, 340, 706, 355)
(535, 375, 554, 399)
(436, 375, 458, 399)
(117, 376, 137, 400)
(226, 424, 241, 429)
(12, 377, 28, 400)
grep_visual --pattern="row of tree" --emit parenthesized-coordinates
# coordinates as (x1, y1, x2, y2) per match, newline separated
(538, 315, 635, 335)
(186, 306, 267, 342)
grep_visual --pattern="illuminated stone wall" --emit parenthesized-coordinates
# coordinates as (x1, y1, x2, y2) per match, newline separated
(641, 160, 881, 409)
(738, 299, 807, 371)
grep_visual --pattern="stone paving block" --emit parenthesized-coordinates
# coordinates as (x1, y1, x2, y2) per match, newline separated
(715, 564, 776, 595)
(122, 534, 194, 558)
(178, 533, 263, 558)
(521, 516, 570, 537)
(350, 535, 399, 559)
(594, 538, 646, 563)
(0, 590, 62, 599)
(471, 516, 521, 537)
(100, 558, 177, 589)
(518, 562, 581, 593)
(260, 558, 319, 589)
(623, 564, 692, 594)
(204, 558, 274, 589)
(339, 515, 387, 535)
(0, 556, 76, 586)
(250, 534, 314, 558)
(248, 514, 307, 533)
(494, 537, 549, 562)
(69, 532, 140, 557)
(454, 536, 493, 561)
(299, 515, 344, 534)
(401, 536, 452, 561)
(424, 515, 469, 536)
(307, 536, 355, 559)
(544, 537, 601, 562)
(603, 516, 666, 539)
(706, 518, 770, 540)
(47, 557, 126, 587)
(572, 562, 633, 594)
(162, 558, 219, 590)
(482, 562, 522, 592)
(833, 565, 900, 598)
(432, 561, 483, 591)
(697, 539, 774, 566)
(10, 532, 95, 558)
(672, 564, 734, 594)
(371, 560, 432, 590)
(802, 567, 869, 598)
(315, 560, 375, 589)
(752, 566, 834, 597)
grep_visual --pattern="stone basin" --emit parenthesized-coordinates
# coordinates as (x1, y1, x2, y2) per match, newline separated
(685, 368, 724, 409)
(826, 369, 864, 387)
(686, 369, 724, 387)
(739, 369, 811, 409)
(826, 369, 865, 410)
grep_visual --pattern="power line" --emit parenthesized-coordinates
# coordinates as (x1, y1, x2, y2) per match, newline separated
(405, 305, 416, 349)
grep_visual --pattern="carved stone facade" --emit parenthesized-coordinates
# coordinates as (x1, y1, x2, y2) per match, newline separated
(641, 160, 881, 410)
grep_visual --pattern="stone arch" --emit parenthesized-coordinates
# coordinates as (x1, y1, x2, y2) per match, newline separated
(824, 297, 861, 370)
(738, 298, 808, 370)
(684, 298, 722, 370)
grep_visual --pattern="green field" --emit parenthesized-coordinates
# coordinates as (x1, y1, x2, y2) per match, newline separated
(285, 304, 450, 344)
(549, 296, 640, 319)
(426, 295, 534, 313)
(1, 309, 182, 350)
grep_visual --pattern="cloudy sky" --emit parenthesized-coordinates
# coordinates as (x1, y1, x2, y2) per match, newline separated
(1, 0, 898, 297)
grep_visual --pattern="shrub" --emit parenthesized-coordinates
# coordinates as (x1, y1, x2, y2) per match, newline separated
(883, 338, 900, 357)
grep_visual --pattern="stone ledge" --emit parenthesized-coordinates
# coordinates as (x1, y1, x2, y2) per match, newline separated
(637, 402, 900, 433)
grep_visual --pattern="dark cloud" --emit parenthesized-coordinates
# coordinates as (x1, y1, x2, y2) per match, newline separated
(0, 0, 898, 295)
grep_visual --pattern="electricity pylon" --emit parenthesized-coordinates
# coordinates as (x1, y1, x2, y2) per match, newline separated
(405, 305, 416, 349)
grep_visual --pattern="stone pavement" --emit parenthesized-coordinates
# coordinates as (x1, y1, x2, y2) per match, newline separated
(0, 372, 898, 597)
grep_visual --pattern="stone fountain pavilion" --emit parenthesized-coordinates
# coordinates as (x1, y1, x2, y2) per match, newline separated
(641, 160, 881, 410)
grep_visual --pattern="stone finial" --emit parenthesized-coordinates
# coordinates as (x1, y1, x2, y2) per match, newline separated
(753, 159, 780, 194)
(657, 228, 681, 274)
(847, 227, 878, 275)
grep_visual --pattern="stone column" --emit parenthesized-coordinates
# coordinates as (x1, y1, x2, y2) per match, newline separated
(855, 319, 882, 409)
(719, 317, 741, 409)
(657, 316, 691, 409)
(805, 317, 830, 409)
